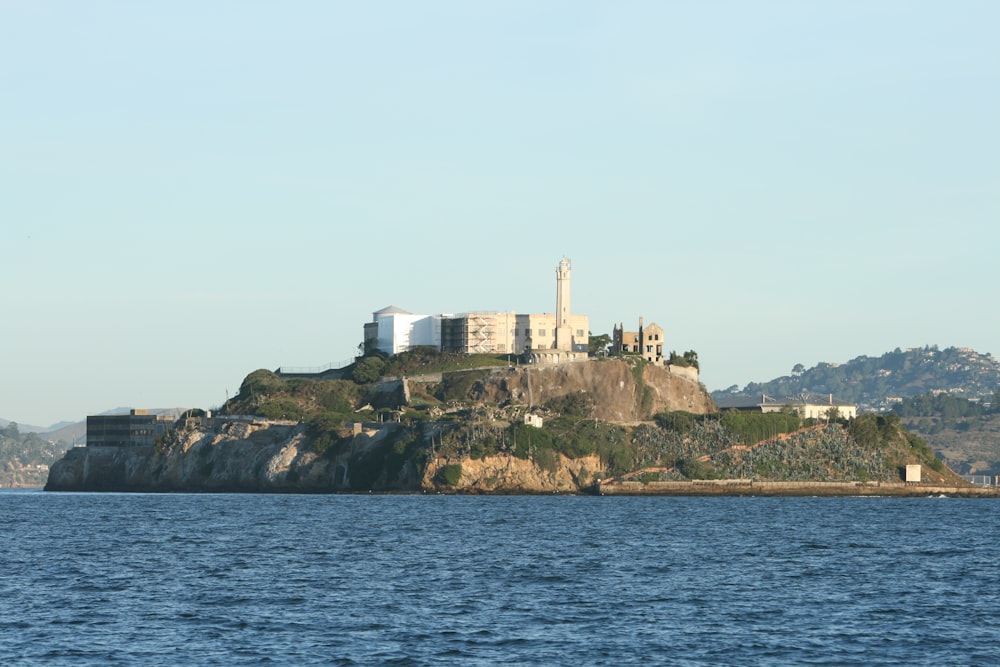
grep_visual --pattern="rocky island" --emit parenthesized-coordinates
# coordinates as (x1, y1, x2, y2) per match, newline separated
(45, 350, 986, 496)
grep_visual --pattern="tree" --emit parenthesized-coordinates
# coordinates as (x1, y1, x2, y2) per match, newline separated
(669, 350, 699, 368)
(588, 332, 611, 357)
(792, 363, 805, 376)
(352, 356, 386, 384)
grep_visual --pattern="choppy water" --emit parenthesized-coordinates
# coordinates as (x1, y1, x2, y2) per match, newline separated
(1, 491, 998, 665)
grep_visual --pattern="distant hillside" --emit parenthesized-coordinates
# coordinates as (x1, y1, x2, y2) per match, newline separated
(712, 346, 1000, 413)
(0, 418, 48, 435)
(0, 423, 66, 487)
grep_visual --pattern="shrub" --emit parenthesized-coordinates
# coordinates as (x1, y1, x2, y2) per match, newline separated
(512, 423, 553, 459)
(239, 369, 287, 399)
(534, 447, 559, 473)
(437, 370, 488, 402)
(598, 441, 634, 477)
(546, 393, 594, 418)
(677, 457, 711, 480)
(435, 463, 463, 486)
(258, 398, 305, 421)
(352, 356, 387, 384)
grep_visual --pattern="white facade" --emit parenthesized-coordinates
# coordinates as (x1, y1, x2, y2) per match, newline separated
(380, 314, 441, 355)
(366, 307, 441, 355)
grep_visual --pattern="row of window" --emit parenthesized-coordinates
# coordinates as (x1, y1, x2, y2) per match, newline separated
(523, 329, 587, 337)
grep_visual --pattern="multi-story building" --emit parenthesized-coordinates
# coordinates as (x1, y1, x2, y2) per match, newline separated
(365, 258, 589, 361)
(86, 409, 175, 447)
(440, 312, 518, 355)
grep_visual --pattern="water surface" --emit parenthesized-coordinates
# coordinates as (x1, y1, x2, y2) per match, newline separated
(1, 492, 998, 665)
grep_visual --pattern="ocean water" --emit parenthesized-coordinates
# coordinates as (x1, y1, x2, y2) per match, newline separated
(1, 491, 998, 666)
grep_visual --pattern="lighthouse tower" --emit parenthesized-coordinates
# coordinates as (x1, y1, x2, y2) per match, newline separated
(555, 257, 572, 351)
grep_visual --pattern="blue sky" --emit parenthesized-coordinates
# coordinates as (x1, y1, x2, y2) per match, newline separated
(3, 1, 998, 428)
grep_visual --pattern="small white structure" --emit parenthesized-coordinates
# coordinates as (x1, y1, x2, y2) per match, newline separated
(906, 464, 922, 483)
(524, 414, 544, 428)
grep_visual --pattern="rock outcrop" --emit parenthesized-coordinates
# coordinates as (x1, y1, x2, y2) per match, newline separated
(423, 453, 602, 493)
(463, 359, 712, 421)
(45, 421, 404, 493)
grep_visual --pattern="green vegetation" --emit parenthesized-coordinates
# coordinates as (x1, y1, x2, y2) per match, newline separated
(625, 357, 655, 417)
(379, 347, 510, 378)
(588, 332, 611, 357)
(435, 463, 463, 486)
(351, 356, 386, 384)
(225, 372, 363, 420)
(893, 393, 990, 419)
(668, 350, 700, 370)
(438, 370, 489, 402)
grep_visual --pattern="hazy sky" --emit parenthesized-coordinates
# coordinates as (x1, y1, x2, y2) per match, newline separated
(3, 2, 998, 428)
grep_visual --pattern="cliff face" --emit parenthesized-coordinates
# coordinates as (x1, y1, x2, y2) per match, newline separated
(45, 421, 400, 493)
(424, 454, 602, 493)
(466, 360, 713, 421)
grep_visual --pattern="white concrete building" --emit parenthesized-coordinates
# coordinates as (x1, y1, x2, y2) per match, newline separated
(364, 306, 441, 355)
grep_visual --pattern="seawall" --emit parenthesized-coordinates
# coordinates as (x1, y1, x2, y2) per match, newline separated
(595, 479, 1000, 497)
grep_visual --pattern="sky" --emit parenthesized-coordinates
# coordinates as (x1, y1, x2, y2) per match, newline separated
(2, 1, 998, 429)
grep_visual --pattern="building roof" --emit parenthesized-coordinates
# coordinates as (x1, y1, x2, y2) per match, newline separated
(373, 305, 412, 316)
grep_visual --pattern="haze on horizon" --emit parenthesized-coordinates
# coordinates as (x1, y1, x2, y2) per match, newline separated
(2, 2, 998, 428)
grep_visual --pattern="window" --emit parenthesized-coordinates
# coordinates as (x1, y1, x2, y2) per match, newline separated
(525, 328, 531, 336)
(576, 329, 584, 337)
(538, 329, 546, 336)
(497, 344, 505, 352)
